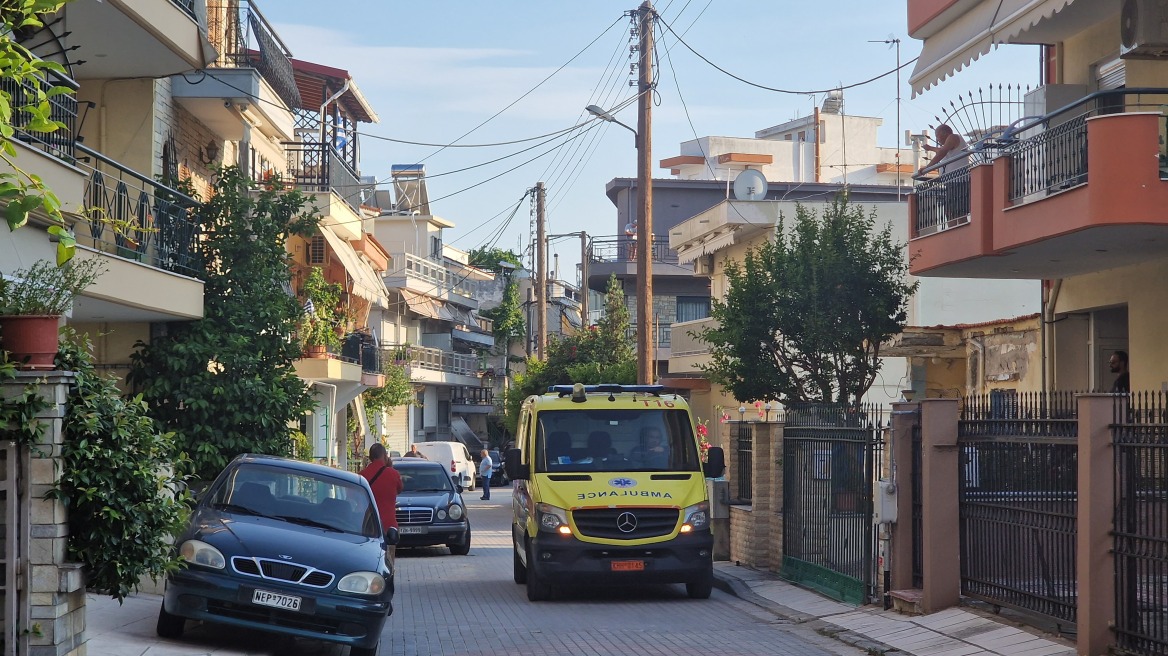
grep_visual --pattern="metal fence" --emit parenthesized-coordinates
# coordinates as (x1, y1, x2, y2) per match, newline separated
(76, 143, 202, 277)
(208, 0, 301, 109)
(911, 421, 924, 589)
(588, 235, 678, 264)
(782, 403, 883, 605)
(735, 422, 752, 502)
(1113, 392, 1168, 655)
(913, 168, 971, 236)
(957, 391, 1079, 627)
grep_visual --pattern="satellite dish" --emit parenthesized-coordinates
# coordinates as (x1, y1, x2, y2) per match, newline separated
(732, 169, 769, 201)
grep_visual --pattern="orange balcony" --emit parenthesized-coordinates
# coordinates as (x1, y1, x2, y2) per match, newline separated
(909, 90, 1168, 280)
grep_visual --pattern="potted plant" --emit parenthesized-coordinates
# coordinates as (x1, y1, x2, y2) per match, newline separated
(0, 258, 104, 369)
(299, 266, 343, 357)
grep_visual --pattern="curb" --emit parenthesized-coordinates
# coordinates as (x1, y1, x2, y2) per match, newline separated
(712, 569, 905, 655)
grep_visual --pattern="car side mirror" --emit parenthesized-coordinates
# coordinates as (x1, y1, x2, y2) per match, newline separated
(504, 447, 528, 480)
(703, 447, 726, 479)
(451, 476, 464, 494)
(384, 526, 400, 546)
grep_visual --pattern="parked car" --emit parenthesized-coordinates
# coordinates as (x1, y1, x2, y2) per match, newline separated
(391, 458, 471, 554)
(411, 440, 476, 491)
(157, 454, 393, 656)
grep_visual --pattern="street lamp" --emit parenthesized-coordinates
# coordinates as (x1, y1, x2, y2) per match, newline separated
(586, 100, 653, 384)
(586, 105, 638, 147)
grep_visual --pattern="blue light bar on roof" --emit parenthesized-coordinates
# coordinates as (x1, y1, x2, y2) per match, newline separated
(548, 384, 665, 395)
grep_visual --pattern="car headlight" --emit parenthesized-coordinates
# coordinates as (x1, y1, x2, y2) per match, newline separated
(337, 571, 386, 596)
(437, 508, 448, 520)
(448, 503, 464, 520)
(536, 503, 570, 535)
(681, 502, 710, 532)
(179, 539, 225, 569)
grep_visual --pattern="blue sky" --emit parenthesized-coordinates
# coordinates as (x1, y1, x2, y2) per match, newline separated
(264, 1, 1039, 279)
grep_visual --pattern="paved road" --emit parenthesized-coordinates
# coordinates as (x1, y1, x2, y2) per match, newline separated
(382, 487, 863, 656)
(92, 487, 863, 655)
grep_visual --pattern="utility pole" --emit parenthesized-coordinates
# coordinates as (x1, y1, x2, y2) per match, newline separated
(535, 181, 547, 360)
(579, 231, 589, 326)
(635, 0, 654, 385)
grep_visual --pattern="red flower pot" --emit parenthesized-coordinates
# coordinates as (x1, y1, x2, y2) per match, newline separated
(0, 315, 62, 370)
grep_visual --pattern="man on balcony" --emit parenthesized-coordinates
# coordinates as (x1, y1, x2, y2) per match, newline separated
(923, 124, 969, 174)
(922, 124, 972, 228)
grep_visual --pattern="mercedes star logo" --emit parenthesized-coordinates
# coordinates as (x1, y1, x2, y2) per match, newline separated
(616, 512, 638, 533)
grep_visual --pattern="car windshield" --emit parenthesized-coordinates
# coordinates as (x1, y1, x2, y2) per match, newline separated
(207, 463, 379, 537)
(399, 467, 453, 492)
(534, 408, 701, 473)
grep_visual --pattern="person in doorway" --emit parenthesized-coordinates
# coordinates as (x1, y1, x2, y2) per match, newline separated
(1110, 350, 1130, 393)
(359, 443, 404, 565)
(404, 444, 427, 459)
(478, 449, 493, 501)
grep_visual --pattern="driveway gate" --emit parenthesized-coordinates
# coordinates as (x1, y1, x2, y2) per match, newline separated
(782, 403, 883, 605)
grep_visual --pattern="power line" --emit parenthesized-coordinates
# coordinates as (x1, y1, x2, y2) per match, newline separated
(656, 14, 918, 95)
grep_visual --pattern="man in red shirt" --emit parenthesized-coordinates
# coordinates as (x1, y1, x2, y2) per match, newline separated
(359, 443, 404, 565)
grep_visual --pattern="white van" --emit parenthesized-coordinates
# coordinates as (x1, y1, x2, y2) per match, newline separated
(411, 441, 476, 491)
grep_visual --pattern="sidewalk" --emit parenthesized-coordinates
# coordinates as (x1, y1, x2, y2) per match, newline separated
(713, 562, 1077, 656)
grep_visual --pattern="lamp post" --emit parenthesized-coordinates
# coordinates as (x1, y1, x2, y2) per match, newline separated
(738, 406, 746, 423)
(586, 77, 653, 383)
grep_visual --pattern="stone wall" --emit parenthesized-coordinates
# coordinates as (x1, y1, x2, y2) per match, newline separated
(2, 373, 86, 656)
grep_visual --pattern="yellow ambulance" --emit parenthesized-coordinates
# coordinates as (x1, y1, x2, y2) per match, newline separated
(504, 383, 725, 601)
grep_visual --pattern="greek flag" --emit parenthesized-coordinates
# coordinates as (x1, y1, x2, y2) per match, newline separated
(303, 298, 316, 316)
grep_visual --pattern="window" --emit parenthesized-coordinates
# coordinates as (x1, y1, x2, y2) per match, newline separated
(676, 296, 710, 323)
(430, 236, 442, 259)
(308, 235, 326, 264)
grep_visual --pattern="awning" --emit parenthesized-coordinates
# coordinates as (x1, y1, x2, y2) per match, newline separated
(318, 227, 389, 307)
(676, 228, 739, 265)
(909, 0, 1079, 97)
(397, 288, 441, 319)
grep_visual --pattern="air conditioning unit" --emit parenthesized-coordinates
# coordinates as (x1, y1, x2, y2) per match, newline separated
(1121, 0, 1168, 59)
(693, 254, 714, 276)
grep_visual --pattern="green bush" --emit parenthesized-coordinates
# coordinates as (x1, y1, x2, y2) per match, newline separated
(50, 331, 190, 601)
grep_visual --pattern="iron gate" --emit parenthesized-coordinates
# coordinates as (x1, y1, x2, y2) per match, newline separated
(782, 403, 883, 605)
(957, 391, 1078, 627)
(1113, 392, 1168, 656)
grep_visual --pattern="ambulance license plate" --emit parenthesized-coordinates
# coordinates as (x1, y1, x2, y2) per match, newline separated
(610, 560, 645, 572)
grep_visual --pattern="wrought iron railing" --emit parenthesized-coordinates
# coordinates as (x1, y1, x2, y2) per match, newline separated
(2, 67, 78, 162)
(282, 141, 363, 210)
(912, 88, 1168, 234)
(957, 390, 1079, 626)
(207, 0, 301, 109)
(588, 235, 678, 264)
(453, 387, 494, 406)
(1113, 392, 1168, 655)
(735, 422, 752, 502)
(912, 168, 971, 236)
(75, 143, 202, 277)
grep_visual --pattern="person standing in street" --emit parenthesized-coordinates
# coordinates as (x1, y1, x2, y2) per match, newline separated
(478, 449, 493, 501)
(359, 443, 404, 564)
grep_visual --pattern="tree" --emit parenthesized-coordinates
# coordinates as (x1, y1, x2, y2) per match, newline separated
(502, 275, 635, 432)
(470, 247, 525, 354)
(699, 195, 917, 406)
(2, 0, 79, 263)
(127, 167, 319, 481)
(468, 246, 522, 271)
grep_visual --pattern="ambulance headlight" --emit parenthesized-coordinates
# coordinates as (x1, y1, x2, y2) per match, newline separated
(536, 503, 570, 534)
(681, 502, 710, 532)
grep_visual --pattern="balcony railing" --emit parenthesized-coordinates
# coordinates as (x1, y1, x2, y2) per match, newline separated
(207, 0, 301, 109)
(589, 235, 678, 264)
(170, 0, 197, 19)
(3, 67, 78, 162)
(383, 345, 482, 377)
(283, 141, 362, 210)
(628, 323, 672, 349)
(911, 88, 1168, 235)
(76, 143, 202, 277)
(398, 252, 492, 300)
(453, 387, 494, 406)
